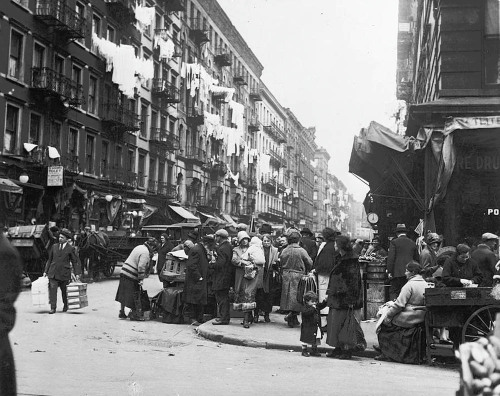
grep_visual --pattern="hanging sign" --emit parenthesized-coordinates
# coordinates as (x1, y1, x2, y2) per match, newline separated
(47, 166, 64, 186)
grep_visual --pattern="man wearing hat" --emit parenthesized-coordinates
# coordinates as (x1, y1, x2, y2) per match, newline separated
(43, 228, 82, 314)
(183, 234, 215, 325)
(387, 223, 419, 300)
(300, 227, 318, 261)
(471, 233, 499, 286)
(211, 229, 234, 325)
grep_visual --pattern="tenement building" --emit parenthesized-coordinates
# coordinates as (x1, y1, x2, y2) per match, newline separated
(0, 0, 344, 234)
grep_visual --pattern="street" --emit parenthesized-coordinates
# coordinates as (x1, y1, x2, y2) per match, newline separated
(12, 274, 459, 396)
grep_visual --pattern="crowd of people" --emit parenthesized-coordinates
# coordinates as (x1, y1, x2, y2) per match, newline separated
(36, 220, 500, 365)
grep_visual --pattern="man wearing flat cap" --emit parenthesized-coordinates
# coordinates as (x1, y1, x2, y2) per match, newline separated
(386, 223, 419, 300)
(44, 228, 81, 314)
(183, 234, 215, 325)
(300, 227, 318, 261)
(472, 233, 499, 286)
(211, 229, 233, 325)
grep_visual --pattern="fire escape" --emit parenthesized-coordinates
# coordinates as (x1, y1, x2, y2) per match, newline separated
(34, 0, 87, 42)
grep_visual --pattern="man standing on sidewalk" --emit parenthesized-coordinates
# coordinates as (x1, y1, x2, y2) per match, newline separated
(386, 224, 418, 300)
(211, 229, 233, 325)
(43, 228, 81, 314)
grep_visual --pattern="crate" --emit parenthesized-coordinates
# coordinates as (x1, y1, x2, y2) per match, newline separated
(66, 283, 88, 309)
(31, 277, 49, 307)
(160, 253, 187, 283)
(425, 287, 494, 307)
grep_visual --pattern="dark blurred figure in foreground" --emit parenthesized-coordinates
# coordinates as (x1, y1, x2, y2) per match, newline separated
(0, 232, 23, 395)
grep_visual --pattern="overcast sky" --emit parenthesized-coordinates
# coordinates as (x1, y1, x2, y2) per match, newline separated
(217, 0, 399, 201)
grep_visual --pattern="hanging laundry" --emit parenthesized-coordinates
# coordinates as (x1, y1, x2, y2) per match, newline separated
(210, 85, 235, 102)
(47, 146, 60, 159)
(113, 45, 137, 97)
(260, 153, 270, 175)
(229, 100, 244, 131)
(134, 5, 155, 30)
(159, 38, 175, 61)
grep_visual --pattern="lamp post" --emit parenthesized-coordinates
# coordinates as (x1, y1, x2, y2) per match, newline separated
(19, 173, 29, 184)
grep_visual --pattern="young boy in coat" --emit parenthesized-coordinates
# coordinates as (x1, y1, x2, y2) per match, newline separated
(300, 291, 327, 357)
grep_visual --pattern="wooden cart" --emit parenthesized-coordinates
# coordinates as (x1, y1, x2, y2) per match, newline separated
(424, 287, 500, 363)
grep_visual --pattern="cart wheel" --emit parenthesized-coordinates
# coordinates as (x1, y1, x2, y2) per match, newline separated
(102, 263, 116, 278)
(462, 305, 500, 343)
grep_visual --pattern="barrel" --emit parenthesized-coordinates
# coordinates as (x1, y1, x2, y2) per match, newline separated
(365, 281, 387, 319)
(366, 261, 387, 281)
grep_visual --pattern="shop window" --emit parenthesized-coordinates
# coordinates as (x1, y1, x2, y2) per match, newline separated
(485, 0, 500, 84)
(9, 30, 24, 80)
(29, 113, 42, 145)
(4, 105, 19, 154)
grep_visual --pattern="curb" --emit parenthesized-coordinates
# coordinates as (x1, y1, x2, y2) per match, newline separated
(197, 324, 378, 358)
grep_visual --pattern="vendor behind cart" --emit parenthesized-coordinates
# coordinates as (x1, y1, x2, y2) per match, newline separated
(442, 244, 482, 287)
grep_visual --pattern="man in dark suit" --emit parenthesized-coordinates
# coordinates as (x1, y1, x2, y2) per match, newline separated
(0, 232, 22, 395)
(44, 228, 81, 314)
(387, 223, 419, 299)
(211, 229, 234, 325)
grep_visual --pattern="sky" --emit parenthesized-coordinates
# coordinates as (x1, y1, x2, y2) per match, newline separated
(217, 0, 399, 201)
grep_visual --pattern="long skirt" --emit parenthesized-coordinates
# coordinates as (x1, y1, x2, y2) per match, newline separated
(378, 323, 425, 364)
(233, 267, 258, 311)
(115, 275, 139, 310)
(255, 288, 273, 313)
(317, 274, 330, 327)
(326, 308, 362, 350)
(280, 270, 304, 312)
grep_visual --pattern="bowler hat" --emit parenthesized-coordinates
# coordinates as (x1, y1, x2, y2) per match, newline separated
(300, 227, 313, 236)
(394, 223, 408, 233)
(59, 228, 73, 240)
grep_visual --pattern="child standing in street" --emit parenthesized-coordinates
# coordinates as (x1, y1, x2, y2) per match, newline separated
(300, 291, 326, 357)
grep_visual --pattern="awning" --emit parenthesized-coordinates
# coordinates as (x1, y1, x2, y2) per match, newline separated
(221, 213, 237, 227)
(0, 178, 23, 194)
(169, 205, 199, 223)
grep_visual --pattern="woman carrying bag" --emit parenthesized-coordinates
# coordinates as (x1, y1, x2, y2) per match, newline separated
(325, 235, 364, 360)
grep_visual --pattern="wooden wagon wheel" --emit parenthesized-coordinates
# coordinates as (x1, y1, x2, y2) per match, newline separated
(461, 305, 500, 344)
(102, 262, 116, 278)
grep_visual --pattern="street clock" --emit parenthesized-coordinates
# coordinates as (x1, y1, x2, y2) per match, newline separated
(367, 212, 379, 224)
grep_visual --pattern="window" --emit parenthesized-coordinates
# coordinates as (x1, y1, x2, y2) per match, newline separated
(127, 149, 135, 172)
(75, 2, 85, 44)
(9, 30, 23, 79)
(101, 141, 109, 177)
(169, 118, 175, 134)
(138, 153, 145, 188)
(114, 145, 122, 169)
(4, 105, 19, 153)
(91, 14, 101, 53)
(29, 113, 42, 145)
(68, 128, 78, 157)
(50, 121, 61, 150)
(72, 65, 82, 103)
(140, 104, 148, 138)
(88, 75, 98, 114)
(85, 135, 95, 174)
(159, 162, 165, 183)
(149, 158, 156, 189)
(313, 191, 318, 201)
(106, 25, 115, 43)
(33, 43, 45, 70)
(485, 0, 500, 84)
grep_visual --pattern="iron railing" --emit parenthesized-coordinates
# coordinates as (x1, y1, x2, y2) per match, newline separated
(150, 128, 180, 151)
(151, 79, 180, 102)
(31, 67, 85, 105)
(35, 0, 87, 38)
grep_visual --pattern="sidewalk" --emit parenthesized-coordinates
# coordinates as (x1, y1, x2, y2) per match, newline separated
(197, 311, 379, 358)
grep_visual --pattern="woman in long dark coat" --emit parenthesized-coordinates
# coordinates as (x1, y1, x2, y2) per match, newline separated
(325, 235, 363, 360)
(183, 235, 214, 325)
(312, 227, 338, 329)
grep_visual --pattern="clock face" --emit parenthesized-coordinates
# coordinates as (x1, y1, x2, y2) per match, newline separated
(367, 212, 379, 224)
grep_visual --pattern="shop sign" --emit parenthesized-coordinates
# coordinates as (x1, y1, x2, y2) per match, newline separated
(445, 116, 500, 134)
(47, 166, 64, 186)
(457, 153, 500, 171)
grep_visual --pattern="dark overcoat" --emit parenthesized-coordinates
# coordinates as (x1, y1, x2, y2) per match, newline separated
(183, 243, 209, 305)
(44, 243, 81, 281)
(300, 237, 318, 262)
(386, 235, 419, 278)
(326, 252, 362, 310)
(211, 240, 234, 291)
(313, 240, 336, 275)
(300, 300, 327, 344)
